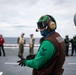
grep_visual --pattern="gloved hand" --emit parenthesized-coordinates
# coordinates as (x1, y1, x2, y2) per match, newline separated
(17, 58, 26, 66)
(26, 55, 35, 60)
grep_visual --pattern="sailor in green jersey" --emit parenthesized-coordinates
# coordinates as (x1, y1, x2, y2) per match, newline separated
(17, 15, 65, 75)
(25, 40, 55, 69)
(64, 35, 70, 56)
(70, 36, 76, 56)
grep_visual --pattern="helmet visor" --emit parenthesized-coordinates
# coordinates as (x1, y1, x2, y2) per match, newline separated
(37, 22, 47, 29)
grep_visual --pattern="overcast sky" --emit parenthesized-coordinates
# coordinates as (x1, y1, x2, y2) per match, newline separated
(0, 0, 76, 38)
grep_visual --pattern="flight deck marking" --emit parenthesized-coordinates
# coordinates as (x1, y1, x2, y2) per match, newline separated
(4, 62, 18, 65)
(68, 63, 76, 65)
(0, 72, 3, 75)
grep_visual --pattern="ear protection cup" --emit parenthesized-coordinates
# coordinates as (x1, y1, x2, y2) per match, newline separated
(49, 21, 56, 30)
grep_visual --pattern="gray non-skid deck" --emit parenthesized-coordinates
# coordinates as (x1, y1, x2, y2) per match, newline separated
(0, 47, 76, 75)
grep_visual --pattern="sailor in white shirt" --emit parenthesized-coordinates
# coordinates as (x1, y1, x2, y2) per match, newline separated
(17, 33, 26, 58)
(29, 34, 35, 55)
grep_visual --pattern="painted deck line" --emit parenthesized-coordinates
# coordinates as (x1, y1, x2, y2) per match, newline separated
(4, 62, 18, 65)
(0, 72, 3, 75)
(5, 62, 76, 65)
(68, 63, 76, 65)
(4, 62, 76, 65)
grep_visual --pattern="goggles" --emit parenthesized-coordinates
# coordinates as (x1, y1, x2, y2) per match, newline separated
(37, 22, 47, 29)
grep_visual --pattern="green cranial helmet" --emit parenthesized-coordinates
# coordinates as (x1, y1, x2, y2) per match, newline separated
(37, 15, 57, 29)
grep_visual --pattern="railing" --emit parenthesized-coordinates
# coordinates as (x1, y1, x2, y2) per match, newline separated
(4, 44, 40, 47)
(4, 44, 72, 49)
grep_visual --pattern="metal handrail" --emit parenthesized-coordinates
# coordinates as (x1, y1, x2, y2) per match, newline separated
(4, 44, 40, 47)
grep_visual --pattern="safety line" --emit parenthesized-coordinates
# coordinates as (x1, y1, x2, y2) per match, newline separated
(68, 63, 76, 65)
(4, 62, 18, 65)
(0, 72, 3, 75)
